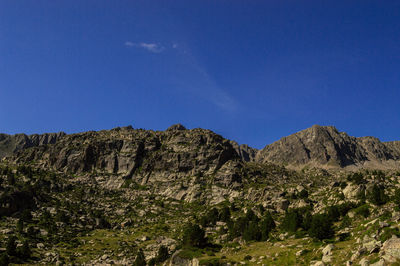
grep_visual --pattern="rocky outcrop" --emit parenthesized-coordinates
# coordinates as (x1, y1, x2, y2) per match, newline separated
(230, 141, 257, 162)
(0, 132, 65, 158)
(256, 125, 400, 169)
(380, 235, 400, 263)
(12, 126, 243, 201)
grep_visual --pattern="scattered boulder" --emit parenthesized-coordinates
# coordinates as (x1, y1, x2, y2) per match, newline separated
(380, 235, 400, 263)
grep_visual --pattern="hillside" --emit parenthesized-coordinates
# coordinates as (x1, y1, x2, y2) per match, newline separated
(1, 125, 400, 265)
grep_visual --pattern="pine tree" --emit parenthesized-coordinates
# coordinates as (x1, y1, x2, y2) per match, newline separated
(260, 212, 276, 240)
(308, 214, 334, 240)
(6, 236, 17, 256)
(133, 249, 146, 266)
(182, 223, 207, 248)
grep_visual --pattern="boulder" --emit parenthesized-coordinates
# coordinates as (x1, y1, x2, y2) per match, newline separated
(343, 184, 365, 199)
(381, 235, 400, 263)
(170, 250, 199, 266)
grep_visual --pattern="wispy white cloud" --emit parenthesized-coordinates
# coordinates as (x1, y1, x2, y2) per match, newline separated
(124, 41, 135, 47)
(171, 45, 238, 112)
(124, 41, 165, 53)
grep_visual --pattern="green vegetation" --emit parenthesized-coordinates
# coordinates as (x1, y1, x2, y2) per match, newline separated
(308, 214, 334, 240)
(367, 184, 388, 206)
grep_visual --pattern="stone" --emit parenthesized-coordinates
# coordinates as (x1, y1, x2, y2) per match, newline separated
(296, 249, 307, 257)
(380, 235, 400, 262)
(322, 244, 335, 256)
(343, 184, 365, 199)
(359, 258, 370, 266)
(362, 235, 381, 253)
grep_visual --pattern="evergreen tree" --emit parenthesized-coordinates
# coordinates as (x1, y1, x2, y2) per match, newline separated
(368, 184, 388, 206)
(18, 240, 31, 259)
(182, 223, 207, 248)
(0, 253, 9, 266)
(260, 212, 275, 240)
(133, 249, 146, 266)
(17, 219, 24, 234)
(281, 210, 302, 232)
(393, 188, 400, 205)
(308, 214, 334, 240)
(301, 211, 313, 231)
(20, 210, 32, 222)
(155, 245, 169, 263)
(219, 206, 231, 222)
(243, 221, 261, 241)
(6, 236, 17, 256)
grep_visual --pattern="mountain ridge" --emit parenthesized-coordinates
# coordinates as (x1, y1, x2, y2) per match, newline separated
(256, 124, 400, 169)
(1, 124, 399, 170)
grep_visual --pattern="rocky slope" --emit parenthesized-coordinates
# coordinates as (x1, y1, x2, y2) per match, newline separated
(10, 124, 245, 203)
(0, 132, 65, 158)
(256, 125, 400, 169)
(2, 124, 400, 265)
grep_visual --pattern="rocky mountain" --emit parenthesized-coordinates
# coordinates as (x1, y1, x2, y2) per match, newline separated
(0, 132, 65, 158)
(256, 125, 400, 169)
(229, 141, 257, 162)
(2, 124, 400, 266)
(10, 124, 246, 203)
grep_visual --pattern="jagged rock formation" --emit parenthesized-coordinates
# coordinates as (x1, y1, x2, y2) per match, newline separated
(11, 125, 243, 202)
(229, 141, 257, 162)
(0, 132, 66, 158)
(256, 125, 400, 169)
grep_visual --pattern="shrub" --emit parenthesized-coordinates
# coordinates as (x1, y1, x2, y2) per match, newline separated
(133, 249, 146, 266)
(155, 245, 169, 263)
(245, 209, 259, 223)
(0, 253, 9, 266)
(243, 221, 261, 241)
(6, 236, 17, 256)
(367, 184, 388, 206)
(354, 204, 370, 218)
(281, 210, 302, 232)
(347, 172, 366, 185)
(393, 189, 400, 205)
(228, 216, 248, 238)
(219, 206, 231, 222)
(302, 211, 313, 231)
(17, 219, 24, 234)
(326, 205, 341, 222)
(298, 189, 309, 199)
(380, 227, 400, 242)
(308, 214, 334, 240)
(200, 208, 220, 227)
(182, 223, 207, 248)
(20, 210, 32, 222)
(18, 240, 31, 259)
(341, 215, 351, 229)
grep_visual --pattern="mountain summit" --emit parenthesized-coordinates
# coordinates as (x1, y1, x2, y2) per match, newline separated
(256, 125, 400, 169)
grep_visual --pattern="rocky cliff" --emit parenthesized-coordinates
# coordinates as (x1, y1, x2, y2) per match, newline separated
(0, 132, 65, 158)
(11, 124, 245, 203)
(256, 125, 400, 169)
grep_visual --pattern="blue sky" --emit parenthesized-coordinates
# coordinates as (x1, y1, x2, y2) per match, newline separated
(1, 1, 399, 148)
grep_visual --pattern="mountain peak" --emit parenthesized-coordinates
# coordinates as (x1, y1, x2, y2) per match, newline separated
(256, 125, 400, 169)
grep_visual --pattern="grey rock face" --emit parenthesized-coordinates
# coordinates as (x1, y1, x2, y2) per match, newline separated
(0, 132, 65, 158)
(230, 141, 258, 162)
(256, 125, 400, 169)
(12, 127, 243, 195)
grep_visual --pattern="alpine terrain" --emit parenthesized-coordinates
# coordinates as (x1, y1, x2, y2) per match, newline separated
(1, 124, 400, 265)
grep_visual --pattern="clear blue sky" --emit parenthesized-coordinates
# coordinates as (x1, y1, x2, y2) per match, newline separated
(1, 1, 399, 148)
